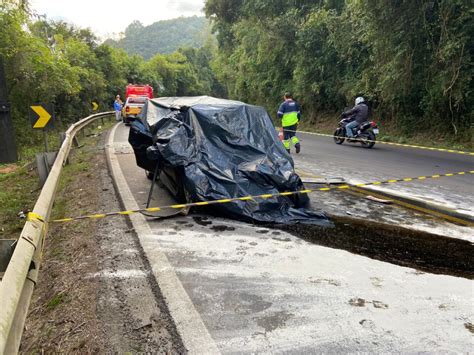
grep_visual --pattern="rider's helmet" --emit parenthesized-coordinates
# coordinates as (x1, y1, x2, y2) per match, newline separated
(355, 96, 365, 105)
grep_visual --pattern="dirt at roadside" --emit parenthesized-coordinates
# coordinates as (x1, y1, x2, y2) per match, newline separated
(0, 164, 18, 174)
(20, 127, 184, 353)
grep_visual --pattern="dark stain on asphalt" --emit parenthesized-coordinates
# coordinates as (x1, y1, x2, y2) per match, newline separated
(309, 277, 341, 286)
(280, 216, 474, 279)
(224, 292, 272, 315)
(372, 300, 389, 309)
(211, 225, 236, 232)
(272, 237, 291, 242)
(192, 216, 213, 226)
(255, 311, 293, 333)
(349, 298, 388, 309)
(359, 319, 375, 328)
(349, 298, 366, 307)
(464, 322, 474, 334)
(256, 229, 269, 234)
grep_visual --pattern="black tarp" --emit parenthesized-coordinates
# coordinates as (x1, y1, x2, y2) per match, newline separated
(129, 96, 330, 225)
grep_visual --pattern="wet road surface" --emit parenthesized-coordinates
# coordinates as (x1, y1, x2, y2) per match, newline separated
(292, 132, 474, 214)
(110, 123, 473, 352)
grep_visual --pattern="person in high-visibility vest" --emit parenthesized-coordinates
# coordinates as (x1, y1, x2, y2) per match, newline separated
(277, 92, 301, 154)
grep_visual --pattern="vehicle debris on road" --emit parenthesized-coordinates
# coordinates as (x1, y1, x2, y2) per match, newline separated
(129, 96, 330, 225)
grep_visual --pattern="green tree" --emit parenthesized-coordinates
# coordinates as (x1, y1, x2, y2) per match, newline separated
(206, 0, 473, 141)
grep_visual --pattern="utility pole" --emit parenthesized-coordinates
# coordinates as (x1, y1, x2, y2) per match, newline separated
(0, 55, 18, 163)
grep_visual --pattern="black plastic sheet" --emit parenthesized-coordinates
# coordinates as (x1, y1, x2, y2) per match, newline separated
(129, 96, 330, 225)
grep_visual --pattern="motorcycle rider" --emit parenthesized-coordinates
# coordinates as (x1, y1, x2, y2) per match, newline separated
(342, 96, 369, 139)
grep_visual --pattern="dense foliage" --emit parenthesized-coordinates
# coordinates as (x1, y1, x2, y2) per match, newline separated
(0, 2, 221, 156)
(104, 16, 212, 59)
(1, 0, 471, 156)
(205, 0, 473, 140)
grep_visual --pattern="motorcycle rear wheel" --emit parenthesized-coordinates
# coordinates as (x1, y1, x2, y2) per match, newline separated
(333, 128, 345, 144)
(360, 131, 376, 148)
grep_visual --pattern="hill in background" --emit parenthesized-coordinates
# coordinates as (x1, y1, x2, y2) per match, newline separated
(104, 16, 212, 59)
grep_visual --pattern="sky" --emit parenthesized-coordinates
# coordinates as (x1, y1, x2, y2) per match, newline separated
(30, 0, 206, 39)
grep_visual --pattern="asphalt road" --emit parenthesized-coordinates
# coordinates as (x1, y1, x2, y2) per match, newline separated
(109, 123, 473, 353)
(292, 131, 474, 214)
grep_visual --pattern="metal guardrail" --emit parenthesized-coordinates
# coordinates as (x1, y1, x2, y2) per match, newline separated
(0, 111, 113, 354)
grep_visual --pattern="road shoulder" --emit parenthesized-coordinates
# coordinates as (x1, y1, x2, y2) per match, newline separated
(106, 122, 220, 354)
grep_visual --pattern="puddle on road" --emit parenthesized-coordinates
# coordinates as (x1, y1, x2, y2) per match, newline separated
(281, 216, 474, 279)
(309, 189, 473, 241)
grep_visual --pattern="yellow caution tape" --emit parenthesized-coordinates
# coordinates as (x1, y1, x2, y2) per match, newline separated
(27, 212, 45, 223)
(26, 212, 47, 256)
(47, 170, 473, 223)
(281, 128, 474, 156)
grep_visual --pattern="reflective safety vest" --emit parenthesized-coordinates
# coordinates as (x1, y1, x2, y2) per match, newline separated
(277, 99, 301, 127)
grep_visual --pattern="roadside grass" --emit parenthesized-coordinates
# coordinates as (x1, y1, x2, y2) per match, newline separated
(50, 150, 93, 223)
(46, 293, 66, 310)
(0, 117, 114, 240)
(0, 166, 39, 238)
(20, 123, 110, 353)
(49, 119, 115, 223)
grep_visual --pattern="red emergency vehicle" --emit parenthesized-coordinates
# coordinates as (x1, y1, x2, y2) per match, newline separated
(125, 84, 154, 99)
(122, 84, 153, 124)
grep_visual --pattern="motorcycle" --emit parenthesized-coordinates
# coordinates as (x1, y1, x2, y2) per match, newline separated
(333, 116, 379, 148)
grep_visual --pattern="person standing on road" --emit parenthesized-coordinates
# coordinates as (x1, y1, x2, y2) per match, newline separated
(342, 96, 369, 139)
(114, 95, 123, 122)
(277, 92, 301, 154)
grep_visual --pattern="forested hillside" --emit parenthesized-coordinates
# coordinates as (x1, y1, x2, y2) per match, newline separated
(205, 0, 473, 142)
(1, 0, 472, 158)
(0, 2, 222, 157)
(105, 16, 212, 59)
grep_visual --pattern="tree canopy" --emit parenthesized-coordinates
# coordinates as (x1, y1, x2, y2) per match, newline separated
(0, 3, 221, 155)
(205, 0, 473, 139)
(1, 0, 471, 155)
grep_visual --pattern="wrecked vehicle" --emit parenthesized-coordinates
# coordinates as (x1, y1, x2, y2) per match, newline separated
(128, 96, 329, 225)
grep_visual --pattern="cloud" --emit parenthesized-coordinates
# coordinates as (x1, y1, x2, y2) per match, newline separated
(171, 0, 205, 14)
(30, 0, 206, 39)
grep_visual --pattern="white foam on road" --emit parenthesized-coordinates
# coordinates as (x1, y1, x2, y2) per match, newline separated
(110, 122, 473, 353)
(88, 269, 148, 279)
(148, 218, 474, 353)
(107, 123, 221, 355)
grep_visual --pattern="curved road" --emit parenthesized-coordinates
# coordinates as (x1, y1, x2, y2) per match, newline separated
(108, 123, 473, 353)
(292, 131, 474, 214)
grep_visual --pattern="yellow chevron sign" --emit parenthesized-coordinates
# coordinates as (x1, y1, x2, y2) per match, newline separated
(92, 101, 99, 111)
(30, 105, 53, 129)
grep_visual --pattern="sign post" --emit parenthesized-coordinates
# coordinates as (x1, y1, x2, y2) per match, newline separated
(29, 104, 55, 186)
(0, 55, 18, 163)
(92, 101, 102, 125)
(29, 103, 54, 152)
